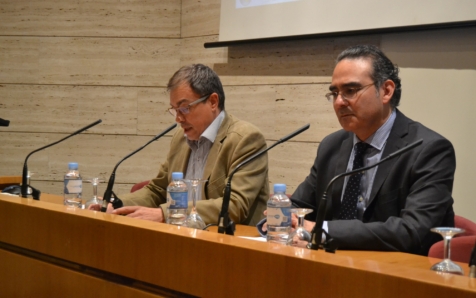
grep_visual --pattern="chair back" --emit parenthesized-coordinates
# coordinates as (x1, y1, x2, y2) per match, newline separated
(428, 235, 476, 263)
(428, 215, 476, 263)
(455, 215, 476, 236)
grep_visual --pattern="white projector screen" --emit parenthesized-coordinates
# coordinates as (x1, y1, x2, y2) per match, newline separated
(218, 0, 476, 43)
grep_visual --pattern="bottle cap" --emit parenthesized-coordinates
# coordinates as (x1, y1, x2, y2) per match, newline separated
(273, 183, 286, 193)
(68, 162, 79, 170)
(171, 172, 184, 180)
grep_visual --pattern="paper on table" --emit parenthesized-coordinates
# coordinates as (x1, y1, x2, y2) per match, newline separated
(238, 236, 267, 242)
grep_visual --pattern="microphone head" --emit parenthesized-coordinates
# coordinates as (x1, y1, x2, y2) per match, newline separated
(0, 118, 10, 127)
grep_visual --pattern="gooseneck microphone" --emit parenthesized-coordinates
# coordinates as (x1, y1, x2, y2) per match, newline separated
(308, 139, 424, 251)
(0, 118, 10, 127)
(214, 124, 310, 235)
(100, 123, 177, 212)
(20, 119, 102, 200)
(470, 240, 476, 278)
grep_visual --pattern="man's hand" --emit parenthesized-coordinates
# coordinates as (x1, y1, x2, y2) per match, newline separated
(112, 206, 165, 223)
(87, 202, 114, 213)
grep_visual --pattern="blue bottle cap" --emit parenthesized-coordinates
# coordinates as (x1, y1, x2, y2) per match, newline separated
(273, 183, 286, 193)
(68, 162, 78, 170)
(171, 172, 184, 180)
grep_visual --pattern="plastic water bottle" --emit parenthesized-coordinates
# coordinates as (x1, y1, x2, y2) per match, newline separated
(166, 172, 188, 225)
(267, 183, 291, 244)
(64, 162, 83, 208)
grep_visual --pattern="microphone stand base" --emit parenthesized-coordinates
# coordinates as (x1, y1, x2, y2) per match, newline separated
(217, 220, 236, 236)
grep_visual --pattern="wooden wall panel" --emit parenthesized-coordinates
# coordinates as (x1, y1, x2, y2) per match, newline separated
(38, 37, 181, 86)
(275, 84, 341, 142)
(0, 84, 138, 134)
(0, 132, 170, 185)
(223, 85, 276, 138)
(181, 35, 228, 66)
(0, 0, 181, 38)
(0, 133, 51, 177)
(268, 142, 319, 193)
(45, 133, 170, 183)
(137, 87, 176, 135)
(0, 37, 181, 86)
(213, 39, 335, 86)
(181, 0, 220, 38)
(0, 37, 40, 83)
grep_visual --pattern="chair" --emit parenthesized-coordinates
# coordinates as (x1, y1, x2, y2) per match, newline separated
(454, 215, 476, 236)
(0, 176, 22, 191)
(130, 180, 150, 193)
(428, 215, 476, 263)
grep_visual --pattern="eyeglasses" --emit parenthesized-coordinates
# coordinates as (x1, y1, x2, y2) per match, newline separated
(325, 82, 375, 102)
(167, 94, 210, 117)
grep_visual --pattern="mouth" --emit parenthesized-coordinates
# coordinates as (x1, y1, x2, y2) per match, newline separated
(182, 126, 192, 133)
(338, 110, 353, 118)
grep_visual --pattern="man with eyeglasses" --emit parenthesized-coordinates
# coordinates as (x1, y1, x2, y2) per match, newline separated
(274, 45, 455, 255)
(109, 64, 269, 226)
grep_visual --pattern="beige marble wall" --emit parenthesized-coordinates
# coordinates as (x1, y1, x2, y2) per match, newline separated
(0, 1, 182, 199)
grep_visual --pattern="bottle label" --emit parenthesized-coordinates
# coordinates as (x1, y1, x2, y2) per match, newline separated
(267, 207, 291, 227)
(64, 180, 82, 194)
(169, 191, 188, 209)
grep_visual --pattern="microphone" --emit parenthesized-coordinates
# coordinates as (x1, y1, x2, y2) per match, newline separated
(0, 118, 10, 127)
(308, 138, 424, 251)
(20, 119, 102, 199)
(100, 123, 177, 212)
(215, 124, 310, 235)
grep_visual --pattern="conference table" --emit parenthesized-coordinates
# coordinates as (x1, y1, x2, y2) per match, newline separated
(1, 193, 475, 297)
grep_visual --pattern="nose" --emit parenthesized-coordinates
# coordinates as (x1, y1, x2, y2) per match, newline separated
(175, 112, 184, 123)
(333, 93, 349, 107)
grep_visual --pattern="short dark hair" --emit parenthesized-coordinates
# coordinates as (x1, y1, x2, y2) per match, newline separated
(336, 45, 402, 108)
(167, 64, 225, 110)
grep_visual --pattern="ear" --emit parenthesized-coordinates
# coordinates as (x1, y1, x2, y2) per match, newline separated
(208, 93, 219, 110)
(381, 79, 395, 105)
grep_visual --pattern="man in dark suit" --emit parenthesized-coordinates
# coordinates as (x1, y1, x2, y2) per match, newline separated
(290, 45, 455, 255)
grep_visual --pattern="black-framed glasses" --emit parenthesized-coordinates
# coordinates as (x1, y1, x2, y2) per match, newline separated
(325, 82, 375, 102)
(167, 94, 211, 117)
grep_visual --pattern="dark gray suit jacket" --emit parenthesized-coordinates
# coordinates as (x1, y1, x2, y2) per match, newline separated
(292, 110, 455, 255)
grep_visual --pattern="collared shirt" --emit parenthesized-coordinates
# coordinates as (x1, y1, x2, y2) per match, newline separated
(322, 110, 396, 234)
(184, 111, 225, 180)
(342, 109, 397, 219)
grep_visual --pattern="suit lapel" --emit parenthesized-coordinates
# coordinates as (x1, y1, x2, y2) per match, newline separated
(331, 134, 354, 218)
(368, 110, 409, 205)
(202, 112, 230, 182)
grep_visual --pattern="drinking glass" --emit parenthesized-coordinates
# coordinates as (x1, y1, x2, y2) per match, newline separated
(183, 179, 207, 229)
(26, 171, 35, 195)
(84, 177, 104, 209)
(430, 227, 465, 275)
(286, 208, 313, 248)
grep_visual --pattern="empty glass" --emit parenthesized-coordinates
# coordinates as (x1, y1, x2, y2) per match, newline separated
(84, 177, 104, 209)
(183, 179, 207, 229)
(26, 171, 35, 195)
(430, 227, 465, 275)
(286, 208, 313, 248)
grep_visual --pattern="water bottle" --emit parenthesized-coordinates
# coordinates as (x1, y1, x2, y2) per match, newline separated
(166, 172, 188, 225)
(64, 162, 83, 208)
(267, 183, 291, 244)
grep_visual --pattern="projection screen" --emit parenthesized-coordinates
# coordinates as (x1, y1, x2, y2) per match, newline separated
(218, 0, 476, 43)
